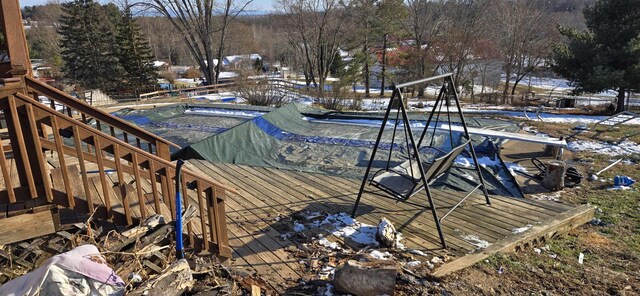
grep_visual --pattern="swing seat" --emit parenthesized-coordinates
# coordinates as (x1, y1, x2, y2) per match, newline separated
(370, 140, 470, 201)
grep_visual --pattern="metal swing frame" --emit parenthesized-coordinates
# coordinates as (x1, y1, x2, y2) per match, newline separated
(350, 73, 491, 249)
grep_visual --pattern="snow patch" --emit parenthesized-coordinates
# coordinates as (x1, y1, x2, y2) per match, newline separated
(454, 156, 501, 168)
(461, 234, 491, 250)
(568, 139, 640, 156)
(369, 250, 393, 260)
(607, 185, 633, 191)
(505, 163, 528, 177)
(512, 224, 533, 234)
(406, 260, 421, 267)
(318, 237, 340, 250)
(530, 192, 561, 202)
(315, 213, 382, 247)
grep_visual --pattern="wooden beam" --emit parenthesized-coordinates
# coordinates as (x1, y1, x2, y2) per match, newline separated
(0, 0, 32, 77)
(431, 204, 595, 277)
(0, 207, 60, 245)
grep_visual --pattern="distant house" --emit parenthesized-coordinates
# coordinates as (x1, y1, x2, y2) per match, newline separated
(223, 54, 262, 69)
(153, 60, 170, 72)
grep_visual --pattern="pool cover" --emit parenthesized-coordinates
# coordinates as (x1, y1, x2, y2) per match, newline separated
(137, 103, 526, 198)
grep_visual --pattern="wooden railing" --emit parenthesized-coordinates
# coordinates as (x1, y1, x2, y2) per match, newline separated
(0, 78, 234, 257)
(138, 82, 236, 101)
(25, 76, 179, 159)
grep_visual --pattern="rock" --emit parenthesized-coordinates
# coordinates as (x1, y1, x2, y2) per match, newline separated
(332, 260, 397, 296)
(376, 217, 397, 248)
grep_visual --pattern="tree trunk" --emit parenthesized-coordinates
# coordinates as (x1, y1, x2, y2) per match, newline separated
(363, 42, 370, 98)
(215, 0, 232, 85)
(380, 34, 388, 97)
(502, 68, 511, 104)
(616, 87, 627, 113)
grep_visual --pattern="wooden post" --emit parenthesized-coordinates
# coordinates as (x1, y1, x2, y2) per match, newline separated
(542, 160, 566, 191)
(544, 145, 563, 159)
(0, 0, 32, 78)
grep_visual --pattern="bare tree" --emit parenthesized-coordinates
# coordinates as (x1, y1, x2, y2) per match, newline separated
(492, 0, 555, 102)
(139, 0, 252, 85)
(279, 0, 352, 96)
(437, 0, 491, 89)
(402, 0, 447, 96)
(350, 0, 377, 97)
(214, 0, 253, 84)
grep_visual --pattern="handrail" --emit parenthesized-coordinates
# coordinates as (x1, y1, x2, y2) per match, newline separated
(138, 82, 236, 100)
(3, 92, 234, 256)
(24, 76, 179, 149)
(14, 92, 237, 194)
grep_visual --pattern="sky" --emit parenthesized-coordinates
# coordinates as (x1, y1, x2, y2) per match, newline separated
(20, 0, 276, 12)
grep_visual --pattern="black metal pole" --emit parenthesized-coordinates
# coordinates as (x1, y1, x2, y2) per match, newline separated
(351, 87, 399, 218)
(398, 93, 448, 249)
(448, 77, 491, 205)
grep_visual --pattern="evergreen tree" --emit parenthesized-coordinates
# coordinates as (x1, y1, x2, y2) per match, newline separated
(59, 0, 124, 91)
(115, 6, 158, 90)
(552, 0, 640, 113)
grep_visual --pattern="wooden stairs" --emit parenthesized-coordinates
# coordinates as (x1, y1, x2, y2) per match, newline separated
(0, 76, 235, 257)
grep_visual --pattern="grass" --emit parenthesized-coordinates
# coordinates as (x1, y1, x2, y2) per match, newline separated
(436, 121, 640, 295)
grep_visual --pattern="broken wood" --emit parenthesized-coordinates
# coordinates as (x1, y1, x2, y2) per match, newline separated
(129, 259, 194, 296)
(542, 160, 566, 191)
(0, 207, 60, 245)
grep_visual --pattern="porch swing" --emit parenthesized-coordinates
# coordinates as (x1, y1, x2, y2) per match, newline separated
(350, 73, 491, 249)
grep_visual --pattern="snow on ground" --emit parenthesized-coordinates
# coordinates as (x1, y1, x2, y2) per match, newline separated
(455, 155, 501, 168)
(530, 192, 561, 202)
(313, 213, 380, 247)
(505, 163, 528, 177)
(188, 92, 237, 102)
(607, 185, 634, 191)
(512, 224, 533, 234)
(460, 234, 491, 250)
(184, 107, 266, 118)
(369, 250, 393, 260)
(567, 139, 640, 156)
(501, 75, 619, 97)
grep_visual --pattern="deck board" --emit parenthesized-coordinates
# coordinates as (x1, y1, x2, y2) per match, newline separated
(42, 153, 592, 292)
(183, 160, 593, 291)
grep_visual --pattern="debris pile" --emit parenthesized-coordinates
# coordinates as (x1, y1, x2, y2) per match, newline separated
(0, 211, 270, 296)
(279, 210, 451, 295)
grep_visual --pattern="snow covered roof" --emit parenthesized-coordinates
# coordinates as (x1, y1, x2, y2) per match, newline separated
(153, 61, 167, 67)
(224, 54, 262, 65)
(219, 71, 239, 79)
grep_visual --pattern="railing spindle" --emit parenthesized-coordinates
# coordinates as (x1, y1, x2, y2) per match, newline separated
(93, 136, 113, 219)
(73, 125, 94, 213)
(8, 96, 38, 199)
(148, 160, 161, 214)
(196, 181, 209, 251)
(113, 144, 132, 225)
(131, 153, 146, 219)
(0, 141, 16, 203)
(51, 116, 74, 207)
(24, 104, 54, 202)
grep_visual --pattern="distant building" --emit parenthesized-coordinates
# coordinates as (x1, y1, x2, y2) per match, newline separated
(153, 60, 170, 72)
(223, 54, 262, 69)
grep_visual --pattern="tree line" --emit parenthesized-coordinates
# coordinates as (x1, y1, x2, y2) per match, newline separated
(25, 1, 158, 92)
(22, 0, 640, 112)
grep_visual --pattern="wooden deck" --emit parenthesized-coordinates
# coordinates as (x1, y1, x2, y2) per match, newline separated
(183, 160, 594, 290)
(41, 151, 594, 292)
